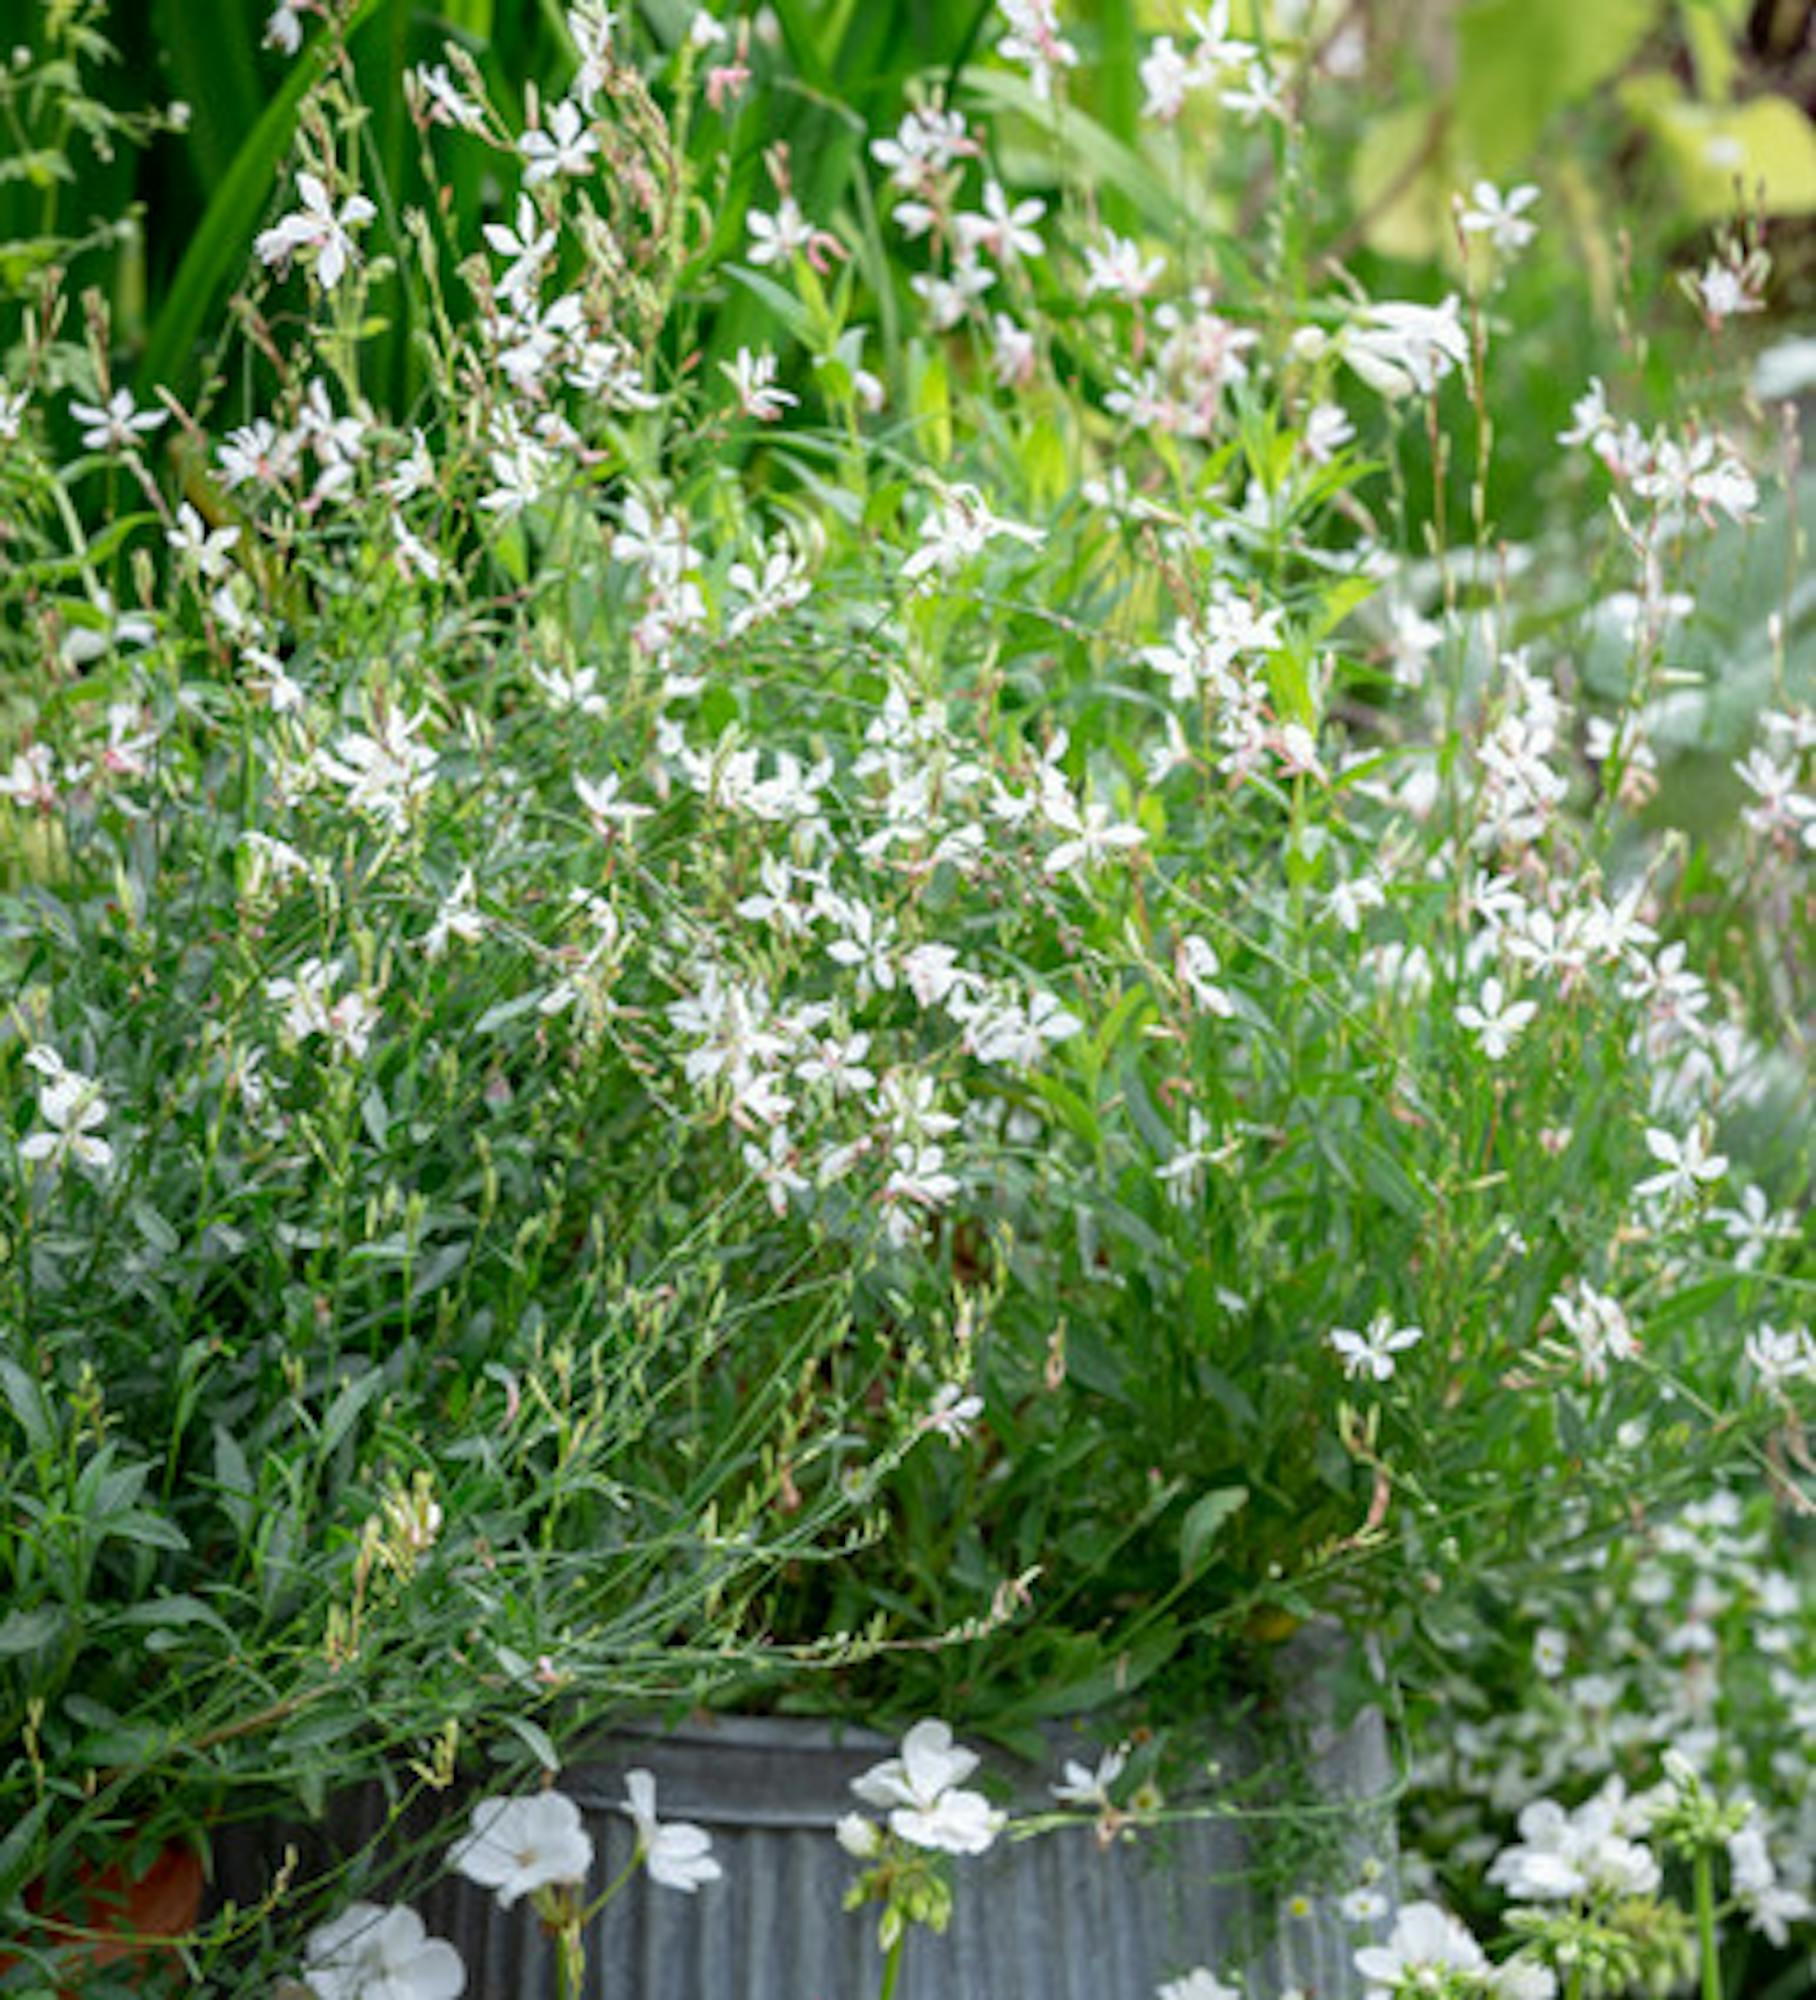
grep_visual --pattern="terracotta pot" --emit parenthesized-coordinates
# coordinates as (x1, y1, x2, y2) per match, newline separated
(0, 1841, 204, 1993)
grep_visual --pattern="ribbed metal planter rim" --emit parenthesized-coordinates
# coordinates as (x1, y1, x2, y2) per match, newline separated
(217, 1639, 1396, 1999)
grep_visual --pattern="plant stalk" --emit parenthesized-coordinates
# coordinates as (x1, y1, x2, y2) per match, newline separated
(1694, 1848, 1722, 2000)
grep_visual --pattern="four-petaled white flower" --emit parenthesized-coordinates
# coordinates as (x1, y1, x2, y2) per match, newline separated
(1634, 1124, 1727, 1205)
(20, 1047, 114, 1177)
(521, 99, 600, 185)
(1329, 1312, 1423, 1384)
(622, 1768, 723, 1891)
(70, 388, 168, 454)
(851, 1719, 1005, 1856)
(1051, 1743, 1128, 1809)
(256, 172, 377, 290)
(1457, 180, 1540, 256)
(1455, 974, 1537, 1061)
(301, 1901, 466, 2000)
(449, 1790, 594, 1908)
(747, 198, 815, 267)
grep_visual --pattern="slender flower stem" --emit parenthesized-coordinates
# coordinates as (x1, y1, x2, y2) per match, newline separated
(1694, 1848, 1723, 2000)
(878, 1931, 906, 2000)
(555, 1919, 585, 2000)
(1563, 1964, 1585, 2000)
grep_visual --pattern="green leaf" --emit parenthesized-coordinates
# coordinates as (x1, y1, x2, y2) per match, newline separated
(213, 1424, 254, 1537)
(499, 1712, 560, 1772)
(0, 1797, 52, 1902)
(1623, 78, 1816, 220)
(0, 1605, 64, 1654)
(0, 1356, 54, 1453)
(318, 1369, 384, 1459)
(1458, 0, 1665, 176)
(1179, 1485, 1248, 1578)
(115, 1594, 229, 1632)
(110, 1510, 190, 1553)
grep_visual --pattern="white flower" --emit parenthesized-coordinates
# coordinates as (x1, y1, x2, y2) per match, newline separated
(835, 1810, 883, 1859)
(521, 100, 599, 185)
(851, 1719, 1004, 1856)
(1044, 800, 1144, 876)
(1158, 1973, 1240, 2000)
(1355, 1901, 1486, 1998)
(449, 1791, 593, 1909)
(0, 743, 59, 811)
(921, 1383, 983, 1445)
(1329, 1312, 1423, 1383)
(1457, 180, 1540, 255)
(69, 387, 167, 453)
(19, 1047, 113, 1177)
(1691, 258, 1763, 329)
(574, 770, 654, 834)
(901, 483, 1044, 582)
(1140, 36, 1195, 121)
(1745, 1323, 1815, 1394)
(167, 500, 241, 580)
(1709, 1185, 1797, 1271)
(721, 346, 796, 421)
(747, 197, 814, 267)
(1339, 1885, 1390, 1923)
(954, 181, 1046, 265)
(422, 869, 485, 960)
(1176, 935, 1235, 1017)
(1548, 1281, 1639, 1383)
(411, 62, 485, 131)
(1051, 1743, 1128, 1808)
(265, 959, 379, 1063)
(315, 710, 437, 829)
(1302, 400, 1355, 463)
(1083, 228, 1167, 302)
(622, 1769, 722, 1891)
(1487, 1791, 1661, 1904)
(1531, 1626, 1568, 1678)
(1634, 1124, 1727, 1205)
(255, 172, 377, 290)
(1455, 975, 1537, 1061)
(1340, 297, 1468, 399)
(264, 4, 304, 54)
(996, 0, 1079, 100)
(301, 1902, 465, 2000)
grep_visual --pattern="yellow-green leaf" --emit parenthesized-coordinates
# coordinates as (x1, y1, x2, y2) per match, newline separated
(1628, 81, 1816, 219)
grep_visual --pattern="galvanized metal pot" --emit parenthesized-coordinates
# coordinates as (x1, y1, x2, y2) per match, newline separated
(216, 1638, 1393, 1998)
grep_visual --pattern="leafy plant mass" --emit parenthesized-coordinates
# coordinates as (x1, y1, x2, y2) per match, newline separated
(1, 0, 1811, 1995)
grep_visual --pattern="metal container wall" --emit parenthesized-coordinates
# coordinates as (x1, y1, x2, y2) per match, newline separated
(219, 1645, 1394, 1999)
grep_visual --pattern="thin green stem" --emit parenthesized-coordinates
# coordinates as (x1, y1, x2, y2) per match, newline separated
(878, 1931, 907, 2000)
(1694, 1848, 1722, 2000)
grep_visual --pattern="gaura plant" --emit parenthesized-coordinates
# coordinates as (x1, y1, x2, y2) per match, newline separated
(0, 0, 1811, 1989)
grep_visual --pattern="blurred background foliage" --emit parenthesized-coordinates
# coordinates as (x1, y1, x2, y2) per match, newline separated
(3, 0, 1813, 414)
(2, 0, 1811, 830)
